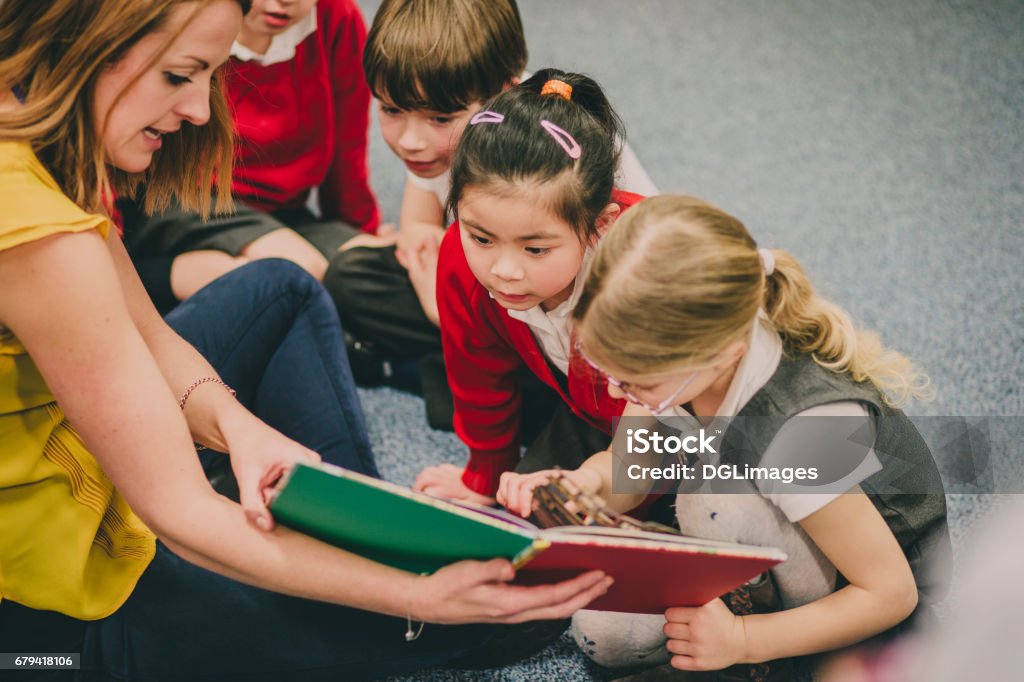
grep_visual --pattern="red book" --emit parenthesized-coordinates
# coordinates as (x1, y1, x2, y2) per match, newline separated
(512, 527, 784, 613)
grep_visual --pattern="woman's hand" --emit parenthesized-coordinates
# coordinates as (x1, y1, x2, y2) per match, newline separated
(497, 467, 604, 518)
(414, 559, 613, 624)
(413, 463, 496, 506)
(223, 420, 321, 531)
(663, 598, 748, 671)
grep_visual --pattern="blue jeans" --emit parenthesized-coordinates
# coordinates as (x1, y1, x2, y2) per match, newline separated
(164, 258, 377, 477)
(69, 261, 491, 680)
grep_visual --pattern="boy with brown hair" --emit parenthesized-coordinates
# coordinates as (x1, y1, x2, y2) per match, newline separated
(326, 0, 656, 426)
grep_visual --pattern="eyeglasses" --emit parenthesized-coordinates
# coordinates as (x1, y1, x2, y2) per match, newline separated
(574, 340, 702, 415)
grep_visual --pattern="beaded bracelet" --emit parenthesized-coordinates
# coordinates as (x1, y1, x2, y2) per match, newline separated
(178, 376, 236, 410)
(178, 377, 236, 451)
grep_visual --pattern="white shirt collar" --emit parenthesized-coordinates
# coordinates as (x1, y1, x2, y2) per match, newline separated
(714, 309, 782, 417)
(231, 9, 318, 67)
(500, 247, 595, 375)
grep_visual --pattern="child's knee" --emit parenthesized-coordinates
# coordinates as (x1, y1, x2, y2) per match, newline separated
(571, 609, 671, 669)
(241, 228, 328, 280)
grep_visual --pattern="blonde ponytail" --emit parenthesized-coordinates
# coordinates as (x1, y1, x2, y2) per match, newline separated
(763, 251, 933, 406)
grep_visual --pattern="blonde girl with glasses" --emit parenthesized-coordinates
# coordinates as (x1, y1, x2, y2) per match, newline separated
(499, 194, 950, 680)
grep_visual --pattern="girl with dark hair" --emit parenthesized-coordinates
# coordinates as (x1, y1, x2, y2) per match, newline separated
(415, 69, 646, 505)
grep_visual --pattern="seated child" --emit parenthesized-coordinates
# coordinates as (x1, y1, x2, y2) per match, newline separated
(122, 0, 380, 312)
(499, 195, 952, 679)
(326, 0, 657, 411)
(414, 69, 650, 505)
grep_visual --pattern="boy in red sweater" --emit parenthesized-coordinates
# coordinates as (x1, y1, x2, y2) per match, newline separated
(122, 0, 380, 312)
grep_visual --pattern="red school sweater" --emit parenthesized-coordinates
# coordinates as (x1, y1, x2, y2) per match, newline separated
(437, 190, 644, 496)
(224, 0, 379, 232)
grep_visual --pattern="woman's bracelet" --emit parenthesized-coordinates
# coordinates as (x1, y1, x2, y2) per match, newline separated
(178, 376, 236, 411)
(405, 573, 428, 642)
(178, 377, 236, 452)
(404, 613, 425, 642)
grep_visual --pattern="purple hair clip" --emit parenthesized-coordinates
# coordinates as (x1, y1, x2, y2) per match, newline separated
(470, 110, 505, 125)
(540, 119, 582, 160)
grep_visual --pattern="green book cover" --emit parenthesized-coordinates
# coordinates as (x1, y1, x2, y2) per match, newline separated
(269, 463, 540, 574)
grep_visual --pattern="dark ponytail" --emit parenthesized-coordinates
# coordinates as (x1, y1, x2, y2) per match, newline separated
(448, 68, 625, 242)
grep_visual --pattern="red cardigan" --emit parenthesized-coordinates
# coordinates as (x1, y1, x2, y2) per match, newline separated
(438, 190, 644, 496)
(224, 0, 378, 232)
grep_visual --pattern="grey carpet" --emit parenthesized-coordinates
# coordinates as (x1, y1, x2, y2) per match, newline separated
(354, 0, 1024, 679)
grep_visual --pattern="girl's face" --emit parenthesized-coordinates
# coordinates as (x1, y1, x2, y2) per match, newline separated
(458, 186, 589, 312)
(92, 1, 242, 173)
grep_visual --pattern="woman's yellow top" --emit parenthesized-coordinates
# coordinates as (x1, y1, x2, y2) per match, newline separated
(0, 141, 156, 620)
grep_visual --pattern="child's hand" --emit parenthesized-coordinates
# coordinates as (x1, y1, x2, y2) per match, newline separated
(497, 468, 603, 518)
(413, 463, 496, 506)
(395, 232, 440, 326)
(663, 598, 748, 672)
(396, 220, 443, 257)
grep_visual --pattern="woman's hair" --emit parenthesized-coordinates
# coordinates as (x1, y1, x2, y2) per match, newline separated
(573, 195, 933, 407)
(0, 0, 251, 216)
(363, 0, 527, 113)
(448, 68, 624, 243)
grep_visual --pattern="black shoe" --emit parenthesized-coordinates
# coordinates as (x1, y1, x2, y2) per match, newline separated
(344, 332, 422, 393)
(344, 333, 391, 387)
(419, 352, 455, 431)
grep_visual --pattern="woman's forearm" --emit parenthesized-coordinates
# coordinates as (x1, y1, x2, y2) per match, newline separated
(158, 490, 423, 618)
(140, 321, 247, 450)
(110, 229, 250, 449)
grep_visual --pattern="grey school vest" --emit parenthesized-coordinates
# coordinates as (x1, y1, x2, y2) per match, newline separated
(722, 350, 953, 611)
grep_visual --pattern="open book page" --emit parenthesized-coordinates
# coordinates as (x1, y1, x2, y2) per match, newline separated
(447, 498, 540, 531)
(451, 497, 784, 559)
(540, 526, 787, 559)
